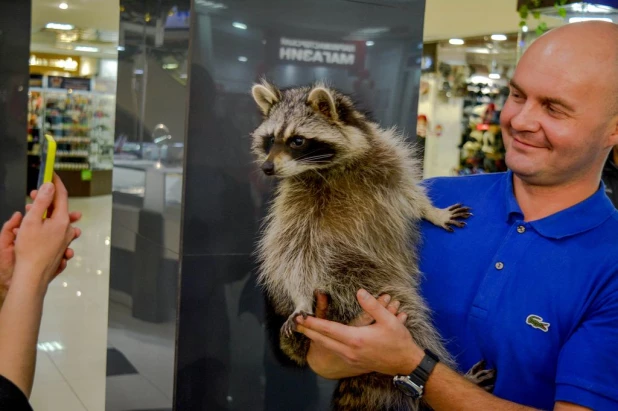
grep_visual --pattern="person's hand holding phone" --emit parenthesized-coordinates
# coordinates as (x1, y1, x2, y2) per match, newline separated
(13, 174, 80, 291)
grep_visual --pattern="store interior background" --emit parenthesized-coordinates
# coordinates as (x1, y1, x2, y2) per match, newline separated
(17, 0, 616, 410)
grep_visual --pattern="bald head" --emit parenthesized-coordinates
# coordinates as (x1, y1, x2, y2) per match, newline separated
(523, 21, 618, 114)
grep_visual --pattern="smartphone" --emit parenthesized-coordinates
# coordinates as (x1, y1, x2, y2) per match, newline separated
(37, 134, 56, 218)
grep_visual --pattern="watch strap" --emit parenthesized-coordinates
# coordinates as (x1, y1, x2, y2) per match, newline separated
(408, 349, 439, 387)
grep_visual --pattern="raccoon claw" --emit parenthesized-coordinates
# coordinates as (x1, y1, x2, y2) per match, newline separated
(464, 359, 496, 393)
(281, 310, 314, 338)
(439, 204, 472, 232)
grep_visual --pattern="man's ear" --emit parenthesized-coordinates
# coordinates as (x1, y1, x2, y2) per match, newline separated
(307, 86, 338, 121)
(251, 81, 280, 116)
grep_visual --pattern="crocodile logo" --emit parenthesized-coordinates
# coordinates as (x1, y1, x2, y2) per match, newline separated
(526, 314, 550, 332)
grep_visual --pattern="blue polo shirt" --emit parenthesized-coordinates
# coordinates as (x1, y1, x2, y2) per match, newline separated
(419, 171, 618, 410)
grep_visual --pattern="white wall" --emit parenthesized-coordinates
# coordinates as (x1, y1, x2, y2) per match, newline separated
(420, 74, 463, 179)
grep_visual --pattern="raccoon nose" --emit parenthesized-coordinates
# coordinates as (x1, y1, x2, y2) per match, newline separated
(261, 161, 275, 175)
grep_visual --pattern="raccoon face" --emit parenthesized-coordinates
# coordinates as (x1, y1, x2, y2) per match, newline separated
(250, 81, 371, 178)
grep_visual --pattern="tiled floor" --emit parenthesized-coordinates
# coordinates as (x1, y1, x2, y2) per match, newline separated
(30, 195, 113, 411)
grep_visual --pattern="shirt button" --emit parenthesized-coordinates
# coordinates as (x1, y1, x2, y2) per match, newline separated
(495, 262, 504, 270)
(517, 225, 526, 234)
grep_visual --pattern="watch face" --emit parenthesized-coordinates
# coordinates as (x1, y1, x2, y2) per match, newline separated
(393, 376, 423, 398)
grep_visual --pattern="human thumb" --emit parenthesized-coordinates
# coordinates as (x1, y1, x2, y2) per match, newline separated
(27, 183, 55, 221)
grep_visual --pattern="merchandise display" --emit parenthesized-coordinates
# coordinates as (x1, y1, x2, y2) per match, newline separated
(26, 76, 116, 195)
(457, 83, 508, 175)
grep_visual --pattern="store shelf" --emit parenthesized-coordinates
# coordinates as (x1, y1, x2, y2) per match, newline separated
(27, 82, 115, 196)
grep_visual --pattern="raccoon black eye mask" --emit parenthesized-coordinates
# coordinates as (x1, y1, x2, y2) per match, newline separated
(262, 134, 336, 163)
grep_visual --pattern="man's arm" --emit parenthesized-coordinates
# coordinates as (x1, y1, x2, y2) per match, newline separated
(296, 289, 592, 411)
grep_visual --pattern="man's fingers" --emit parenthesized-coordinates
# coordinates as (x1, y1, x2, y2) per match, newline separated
(397, 312, 408, 324)
(25, 183, 55, 223)
(30, 190, 38, 200)
(64, 248, 74, 260)
(315, 292, 329, 319)
(386, 299, 401, 316)
(297, 315, 358, 345)
(296, 324, 352, 358)
(73, 227, 82, 240)
(349, 294, 391, 326)
(356, 289, 397, 325)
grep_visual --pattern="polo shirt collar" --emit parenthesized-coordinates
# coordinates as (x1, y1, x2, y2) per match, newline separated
(502, 170, 616, 240)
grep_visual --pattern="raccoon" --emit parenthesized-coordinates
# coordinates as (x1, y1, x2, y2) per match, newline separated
(250, 81, 493, 411)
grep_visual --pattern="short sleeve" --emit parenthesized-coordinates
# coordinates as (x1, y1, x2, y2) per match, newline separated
(0, 374, 33, 411)
(555, 276, 618, 410)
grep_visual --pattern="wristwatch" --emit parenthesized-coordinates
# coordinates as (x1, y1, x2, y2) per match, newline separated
(392, 349, 440, 399)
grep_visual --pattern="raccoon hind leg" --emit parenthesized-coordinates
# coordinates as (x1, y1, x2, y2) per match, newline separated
(331, 373, 418, 411)
(464, 359, 496, 393)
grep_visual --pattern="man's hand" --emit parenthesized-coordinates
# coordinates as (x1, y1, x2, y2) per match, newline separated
(305, 291, 405, 379)
(298, 289, 421, 378)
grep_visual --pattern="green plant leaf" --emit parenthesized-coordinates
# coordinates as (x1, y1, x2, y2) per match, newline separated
(533, 11, 541, 19)
(519, 20, 528, 27)
(532, 0, 542, 7)
(558, 7, 567, 18)
(519, 4, 529, 19)
(558, 0, 568, 5)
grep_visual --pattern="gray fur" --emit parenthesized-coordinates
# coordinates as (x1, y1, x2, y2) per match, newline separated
(251, 81, 483, 410)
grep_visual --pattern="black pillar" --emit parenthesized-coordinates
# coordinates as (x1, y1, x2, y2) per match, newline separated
(0, 0, 31, 222)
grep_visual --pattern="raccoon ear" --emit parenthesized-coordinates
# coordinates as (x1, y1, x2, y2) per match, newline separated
(252, 83, 280, 115)
(307, 87, 339, 121)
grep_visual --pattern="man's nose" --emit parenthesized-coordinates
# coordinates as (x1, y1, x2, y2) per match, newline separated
(261, 161, 275, 175)
(509, 102, 541, 133)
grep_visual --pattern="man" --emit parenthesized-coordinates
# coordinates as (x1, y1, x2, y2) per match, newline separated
(602, 145, 618, 207)
(295, 21, 618, 410)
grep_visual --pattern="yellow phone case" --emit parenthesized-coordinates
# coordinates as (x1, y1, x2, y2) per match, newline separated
(40, 134, 56, 185)
(38, 134, 56, 218)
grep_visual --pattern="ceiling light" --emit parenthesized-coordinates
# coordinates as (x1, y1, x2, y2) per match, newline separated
(117, 46, 125, 51)
(232, 22, 247, 30)
(522, 25, 529, 32)
(491, 34, 508, 41)
(162, 63, 179, 69)
(46, 22, 74, 30)
(366, 41, 375, 46)
(238, 56, 248, 62)
(59, 2, 68, 9)
(75, 46, 99, 52)
(449, 38, 465, 45)
(569, 17, 613, 23)
(489, 73, 501, 80)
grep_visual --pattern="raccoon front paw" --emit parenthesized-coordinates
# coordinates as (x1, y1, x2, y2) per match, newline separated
(464, 359, 496, 393)
(441, 203, 472, 232)
(281, 310, 314, 337)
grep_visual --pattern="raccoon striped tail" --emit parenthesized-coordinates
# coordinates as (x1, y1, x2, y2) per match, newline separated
(331, 373, 421, 411)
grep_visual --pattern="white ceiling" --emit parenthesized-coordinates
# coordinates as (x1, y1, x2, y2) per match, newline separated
(30, 0, 565, 54)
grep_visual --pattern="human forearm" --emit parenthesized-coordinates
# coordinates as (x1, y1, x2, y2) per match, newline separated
(423, 363, 539, 411)
(0, 269, 47, 398)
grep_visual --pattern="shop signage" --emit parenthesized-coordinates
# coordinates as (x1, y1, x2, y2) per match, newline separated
(29, 74, 44, 88)
(47, 76, 91, 91)
(267, 35, 366, 70)
(29, 53, 80, 73)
